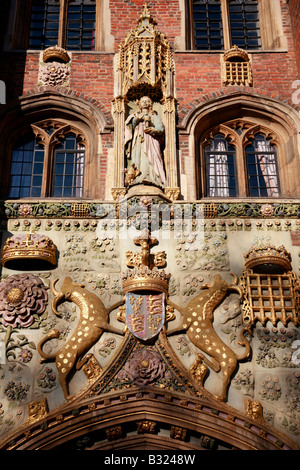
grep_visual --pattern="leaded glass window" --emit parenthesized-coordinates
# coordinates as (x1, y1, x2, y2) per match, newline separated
(204, 134, 237, 197)
(201, 123, 281, 199)
(7, 125, 86, 199)
(28, 0, 60, 49)
(246, 133, 280, 197)
(28, 0, 96, 50)
(193, 0, 223, 50)
(8, 136, 45, 198)
(191, 0, 261, 50)
(66, 0, 96, 50)
(52, 134, 85, 197)
(229, 0, 261, 49)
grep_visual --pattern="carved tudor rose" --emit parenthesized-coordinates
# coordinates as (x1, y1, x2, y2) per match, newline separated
(0, 274, 48, 328)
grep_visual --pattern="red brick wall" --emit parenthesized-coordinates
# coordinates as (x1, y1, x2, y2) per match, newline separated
(288, 0, 300, 77)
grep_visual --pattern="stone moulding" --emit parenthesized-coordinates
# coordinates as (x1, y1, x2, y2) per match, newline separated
(2, 201, 300, 219)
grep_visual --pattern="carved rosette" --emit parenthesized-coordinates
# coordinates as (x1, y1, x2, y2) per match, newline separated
(0, 274, 48, 328)
(120, 348, 166, 386)
(38, 46, 71, 87)
(39, 62, 70, 86)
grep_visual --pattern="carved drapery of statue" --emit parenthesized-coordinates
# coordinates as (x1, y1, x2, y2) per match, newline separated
(124, 96, 166, 188)
(112, 5, 179, 200)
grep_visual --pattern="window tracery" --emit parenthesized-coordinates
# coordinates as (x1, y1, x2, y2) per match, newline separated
(200, 121, 281, 198)
(7, 121, 87, 199)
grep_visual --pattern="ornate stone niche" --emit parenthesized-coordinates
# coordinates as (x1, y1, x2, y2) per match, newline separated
(221, 45, 253, 87)
(112, 5, 179, 201)
(240, 245, 300, 327)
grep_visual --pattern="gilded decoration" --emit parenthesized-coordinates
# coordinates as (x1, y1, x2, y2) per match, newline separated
(26, 398, 49, 425)
(42, 46, 71, 64)
(37, 276, 124, 400)
(1, 232, 57, 268)
(240, 245, 300, 327)
(167, 274, 252, 401)
(120, 229, 171, 341)
(0, 206, 300, 449)
(117, 4, 174, 98)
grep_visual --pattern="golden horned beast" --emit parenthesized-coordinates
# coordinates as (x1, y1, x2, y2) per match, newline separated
(167, 274, 252, 401)
(37, 276, 123, 400)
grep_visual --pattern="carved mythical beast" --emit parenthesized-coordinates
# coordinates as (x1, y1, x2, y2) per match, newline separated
(38, 276, 123, 400)
(167, 274, 252, 401)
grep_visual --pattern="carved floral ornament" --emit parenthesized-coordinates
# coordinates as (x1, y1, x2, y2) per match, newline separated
(39, 46, 71, 87)
(118, 348, 168, 386)
(0, 274, 48, 328)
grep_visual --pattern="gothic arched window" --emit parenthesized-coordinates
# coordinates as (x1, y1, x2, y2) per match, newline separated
(7, 122, 86, 199)
(200, 122, 281, 198)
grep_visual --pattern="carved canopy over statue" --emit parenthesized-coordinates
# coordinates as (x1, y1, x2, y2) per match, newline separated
(124, 96, 166, 188)
(112, 4, 179, 200)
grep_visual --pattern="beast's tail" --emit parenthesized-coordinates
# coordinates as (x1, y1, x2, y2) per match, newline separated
(236, 325, 252, 361)
(37, 329, 60, 363)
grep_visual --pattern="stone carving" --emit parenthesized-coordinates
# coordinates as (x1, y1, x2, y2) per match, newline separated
(39, 61, 70, 86)
(26, 398, 49, 425)
(245, 398, 264, 423)
(121, 348, 166, 386)
(37, 276, 123, 400)
(137, 420, 156, 434)
(221, 45, 253, 87)
(125, 96, 166, 188)
(0, 274, 48, 328)
(168, 274, 252, 401)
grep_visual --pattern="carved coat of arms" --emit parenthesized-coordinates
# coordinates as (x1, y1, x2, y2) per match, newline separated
(125, 292, 165, 341)
(121, 231, 170, 341)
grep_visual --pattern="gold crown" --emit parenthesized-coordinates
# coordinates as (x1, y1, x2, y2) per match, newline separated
(42, 46, 70, 63)
(243, 245, 292, 273)
(122, 265, 170, 295)
(223, 45, 250, 62)
(2, 232, 57, 268)
(122, 231, 170, 295)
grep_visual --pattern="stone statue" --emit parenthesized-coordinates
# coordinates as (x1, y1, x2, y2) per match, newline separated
(124, 96, 166, 188)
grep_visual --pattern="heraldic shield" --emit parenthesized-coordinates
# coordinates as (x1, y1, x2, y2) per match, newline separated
(125, 292, 165, 341)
